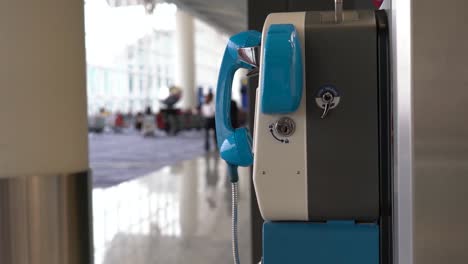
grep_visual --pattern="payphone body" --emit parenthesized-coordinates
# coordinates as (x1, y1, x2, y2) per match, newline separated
(215, 8, 391, 264)
(253, 10, 391, 264)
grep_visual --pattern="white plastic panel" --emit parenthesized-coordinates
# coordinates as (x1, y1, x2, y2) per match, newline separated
(253, 12, 308, 221)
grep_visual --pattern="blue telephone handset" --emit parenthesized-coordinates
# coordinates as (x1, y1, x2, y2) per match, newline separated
(215, 31, 261, 171)
(216, 26, 302, 182)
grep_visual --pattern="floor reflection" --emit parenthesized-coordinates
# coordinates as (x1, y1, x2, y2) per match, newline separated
(93, 152, 252, 264)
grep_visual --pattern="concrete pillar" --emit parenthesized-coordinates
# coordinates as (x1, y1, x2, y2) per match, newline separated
(175, 9, 196, 110)
(413, 1, 468, 264)
(0, 0, 91, 263)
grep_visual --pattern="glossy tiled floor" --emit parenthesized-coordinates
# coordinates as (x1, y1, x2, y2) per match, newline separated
(92, 152, 252, 264)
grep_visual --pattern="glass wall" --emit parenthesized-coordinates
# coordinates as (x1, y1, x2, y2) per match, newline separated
(87, 30, 174, 114)
(85, 0, 232, 116)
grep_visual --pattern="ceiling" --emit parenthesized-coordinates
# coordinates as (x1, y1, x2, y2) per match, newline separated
(106, 0, 247, 34)
(168, 0, 247, 34)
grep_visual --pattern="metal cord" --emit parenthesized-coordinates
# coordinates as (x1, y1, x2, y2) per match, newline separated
(231, 182, 241, 264)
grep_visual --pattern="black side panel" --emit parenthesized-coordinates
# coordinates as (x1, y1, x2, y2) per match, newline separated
(376, 10, 393, 264)
(305, 11, 380, 221)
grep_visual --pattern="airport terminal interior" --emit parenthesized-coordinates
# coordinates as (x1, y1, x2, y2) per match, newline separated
(1, 0, 468, 264)
(85, 3, 252, 263)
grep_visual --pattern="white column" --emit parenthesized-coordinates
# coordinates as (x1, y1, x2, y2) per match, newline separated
(0, 1, 88, 177)
(0, 1, 90, 263)
(175, 9, 196, 110)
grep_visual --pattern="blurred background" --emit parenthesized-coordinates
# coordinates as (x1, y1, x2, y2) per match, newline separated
(4, 0, 467, 264)
(6, 1, 388, 264)
(84, 1, 252, 264)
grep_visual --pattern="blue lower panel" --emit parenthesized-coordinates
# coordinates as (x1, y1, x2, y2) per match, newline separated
(263, 221, 379, 264)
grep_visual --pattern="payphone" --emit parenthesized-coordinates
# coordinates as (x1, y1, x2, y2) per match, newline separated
(215, 2, 391, 263)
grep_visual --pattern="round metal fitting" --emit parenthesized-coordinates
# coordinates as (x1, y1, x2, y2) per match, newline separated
(274, 117, 296, 137)
(322, 91, 334, 104)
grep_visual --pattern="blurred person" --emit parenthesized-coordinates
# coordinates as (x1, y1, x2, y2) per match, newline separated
(240, 78, 249, 111)
(124, 111, 133, 127)
(90, 107, 106, 134)
(230, 100, 239, 128)
(113, 111, 125, 133)
(156, 111, 166, 131)
(207, 89, 214, 98)
(197, 86, 204, 111)
(161, 86, 182, 135)
(202, 93, 216, 151)
(142, 106, 156, 137)
(161, 86, 182, 109)
(135, 112, 144, 131)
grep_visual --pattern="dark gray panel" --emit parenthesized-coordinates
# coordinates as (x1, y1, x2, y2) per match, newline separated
(353, 0, 378, 9)
(288, 0, 354, 11)
(248, 0, 288, 30)
(288, 0, 375, 11)
(305, 10, 379, 220)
